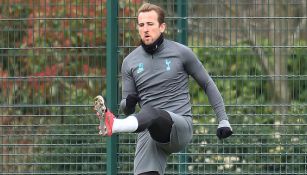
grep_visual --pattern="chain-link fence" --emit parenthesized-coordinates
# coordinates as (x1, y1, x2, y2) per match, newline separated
(1, 0, 307, 174)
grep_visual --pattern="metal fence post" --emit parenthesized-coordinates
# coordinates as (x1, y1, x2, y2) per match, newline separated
(176, 0, 187, 44)
(176, 0, 188, 174)
(106, 0, 118, 175)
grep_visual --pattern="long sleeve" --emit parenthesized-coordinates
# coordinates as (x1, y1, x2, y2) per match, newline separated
(120, 58, 138, 115)
(183, 49, 228, 122)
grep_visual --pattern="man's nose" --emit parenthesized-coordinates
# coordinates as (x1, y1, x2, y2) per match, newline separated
(143, 24, 149, 31)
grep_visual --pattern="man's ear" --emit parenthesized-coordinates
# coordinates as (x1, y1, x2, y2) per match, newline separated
(160, 23, 166, 33)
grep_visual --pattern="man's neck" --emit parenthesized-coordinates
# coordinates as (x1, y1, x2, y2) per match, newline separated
(141, 34, 164, 55)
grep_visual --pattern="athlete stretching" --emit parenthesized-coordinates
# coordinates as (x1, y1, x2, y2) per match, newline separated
(94, 3, 233, 175)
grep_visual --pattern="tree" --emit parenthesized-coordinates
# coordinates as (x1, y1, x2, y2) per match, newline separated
(190, 0, 306, 118)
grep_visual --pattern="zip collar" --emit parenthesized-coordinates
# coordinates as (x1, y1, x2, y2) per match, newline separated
(141, 34, 164, 55)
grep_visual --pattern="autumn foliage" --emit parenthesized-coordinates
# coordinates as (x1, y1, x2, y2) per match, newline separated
(0, 0, 141, 173)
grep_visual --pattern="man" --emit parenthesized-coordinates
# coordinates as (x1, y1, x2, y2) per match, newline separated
(94, 3, 233, 175)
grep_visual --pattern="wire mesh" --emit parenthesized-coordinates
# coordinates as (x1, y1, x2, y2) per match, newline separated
(1, 0, 307, 174)
(1, 0, 107, 174)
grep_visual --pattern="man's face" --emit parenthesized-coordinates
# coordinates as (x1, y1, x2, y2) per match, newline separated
(137, 10, 166, 45)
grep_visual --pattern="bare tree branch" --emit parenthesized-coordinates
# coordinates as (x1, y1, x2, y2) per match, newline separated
(287, 0, 307, 44)
(224, 2, 273, 77)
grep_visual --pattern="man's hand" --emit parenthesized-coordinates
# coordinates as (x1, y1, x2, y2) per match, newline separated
(126, 94, 139, 109)
(216, 120, 233, 139)
(121, 94, 140, 115)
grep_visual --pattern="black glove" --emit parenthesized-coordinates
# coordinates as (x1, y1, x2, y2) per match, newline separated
(124, 94, 140, 115)
(216, 120, 233, 139)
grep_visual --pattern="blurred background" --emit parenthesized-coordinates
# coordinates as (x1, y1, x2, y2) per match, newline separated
(0, 0, 307, 174)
